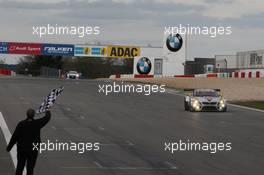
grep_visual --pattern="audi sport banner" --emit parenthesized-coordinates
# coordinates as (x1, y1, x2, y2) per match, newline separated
(8, 42, 41, 55)
(36, 86, 64, 114)
(42, 44, 74, 56)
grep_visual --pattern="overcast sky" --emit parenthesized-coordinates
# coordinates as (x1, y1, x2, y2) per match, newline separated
(0, 0, 264, 64)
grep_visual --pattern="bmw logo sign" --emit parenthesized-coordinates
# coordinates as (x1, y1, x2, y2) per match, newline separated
(166, 33, 183, 52)
(137, 57, 152, 74)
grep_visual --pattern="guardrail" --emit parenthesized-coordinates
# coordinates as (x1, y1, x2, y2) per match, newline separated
(110, 71, 264, 79)
(231, 71, 263, 78)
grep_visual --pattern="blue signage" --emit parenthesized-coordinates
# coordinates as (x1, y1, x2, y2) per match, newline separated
(74, 46, 106, 57)
(75, 47, 86, 55)
(92, 47, 103, 55)
(42, 44, 74, 56)
(0, 42, 8, 54)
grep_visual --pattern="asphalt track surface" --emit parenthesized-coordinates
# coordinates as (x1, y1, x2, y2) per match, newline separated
(0, 77, 264, 175)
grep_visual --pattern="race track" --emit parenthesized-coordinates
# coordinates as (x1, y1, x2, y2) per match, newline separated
(0, 77, 263, 175)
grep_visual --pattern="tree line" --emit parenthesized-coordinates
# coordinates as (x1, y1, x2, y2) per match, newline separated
(17, 55, 133, 79)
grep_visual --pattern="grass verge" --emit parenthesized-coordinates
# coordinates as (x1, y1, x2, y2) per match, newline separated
(232, 101, 264, 110)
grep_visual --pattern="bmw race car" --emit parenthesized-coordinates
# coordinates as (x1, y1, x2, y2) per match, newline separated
(66, 71, 80, 79)
(184, 89, 227, 112)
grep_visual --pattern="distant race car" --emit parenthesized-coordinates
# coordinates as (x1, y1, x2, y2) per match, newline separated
(66, 71, 80, 79)
(184, 89, 227, 112)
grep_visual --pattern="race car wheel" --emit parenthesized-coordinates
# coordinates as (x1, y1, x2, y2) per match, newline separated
(217, 106, 227, 112)
(189, 106, 195, 112)
(184, 101, 189, 111)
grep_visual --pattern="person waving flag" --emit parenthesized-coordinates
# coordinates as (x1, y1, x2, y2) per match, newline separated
(36, 86, 64, 114)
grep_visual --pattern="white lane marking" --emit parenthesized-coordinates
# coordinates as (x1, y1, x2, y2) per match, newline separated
(125, 140, 135, 146)
(99, 143, 118, 146)
(98, 126, 105, 131)
(166, 91, 179, 95)
(166, 89, 180, 93)
(55, 127, 88, 130)
(228, 103, 264, 113)
(0, 112, 26, 175)
(2, 102, 31, 105)
(165, 89, 183, 96)
(100, 141, 134, 147)
(93, 161, 104, 168)
(61, 166, 178, 170)
(53, 116, 68, 120)
(79, 115, 85, 120)
(52, 126, 57, 130)
(164, 161, 178, 170)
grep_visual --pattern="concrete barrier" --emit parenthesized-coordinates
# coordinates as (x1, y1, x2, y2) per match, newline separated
(112, 70, 263, 79)
(175, 74, 195, 78)
(0, 69, 13, 76)
(134, 74, 154, 78)
(231, 70, 264, 78)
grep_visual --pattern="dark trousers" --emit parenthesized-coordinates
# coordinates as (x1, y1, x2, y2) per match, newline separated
(16, 151, 38, 175)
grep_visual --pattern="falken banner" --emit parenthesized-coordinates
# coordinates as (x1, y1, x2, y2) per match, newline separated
(8, 42, 41, 55)
(74, 45, 106, 57)
(42, 44, 74, 56)
(0, 42, 8, 54)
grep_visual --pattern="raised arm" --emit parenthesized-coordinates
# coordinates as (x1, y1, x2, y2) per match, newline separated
(36, 111, 51, 128)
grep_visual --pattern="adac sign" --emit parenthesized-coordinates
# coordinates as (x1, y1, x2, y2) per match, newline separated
(107, 45, 140, 58)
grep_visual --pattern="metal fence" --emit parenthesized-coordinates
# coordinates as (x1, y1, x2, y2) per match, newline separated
(40, 66, 59, 78)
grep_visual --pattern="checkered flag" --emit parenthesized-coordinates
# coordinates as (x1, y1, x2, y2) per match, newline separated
(36, 86, 64, 114)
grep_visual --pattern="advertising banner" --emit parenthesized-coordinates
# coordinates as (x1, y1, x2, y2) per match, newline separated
(107, 45, 140, 58)
(8, 42, 41, 55)
(0, 42, 8, 54)
(162, 33, 185, 75)
(74, 46, 106, 57)
(42, 44, 74, 56)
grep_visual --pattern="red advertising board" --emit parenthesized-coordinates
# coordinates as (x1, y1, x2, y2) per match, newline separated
(8, 42, 41, 55)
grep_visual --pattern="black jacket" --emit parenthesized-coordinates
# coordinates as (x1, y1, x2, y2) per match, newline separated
(7, 111, 51, 152)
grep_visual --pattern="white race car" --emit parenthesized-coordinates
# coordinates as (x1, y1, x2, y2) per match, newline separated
(184, 89, 227, 112)
(66, 71, 80, 79)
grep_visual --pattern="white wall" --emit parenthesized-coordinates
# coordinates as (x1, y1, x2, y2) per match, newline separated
(132, 33, 186, 76)
(133, 47, 163, 75)
(133, 56, 155, 75)
(237, 50, 264, 69)
(163, 33, 186, 75)
(215, 55, 236, 69)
